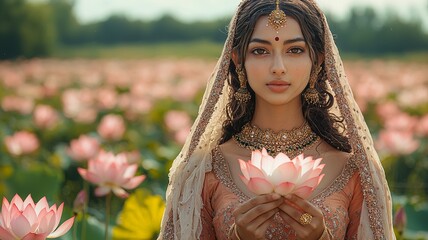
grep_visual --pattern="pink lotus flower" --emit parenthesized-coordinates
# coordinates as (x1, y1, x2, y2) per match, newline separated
(33, 105, 59, 129)
(67, 135, 100, 162)
(164, 110, 192, 144)
(174, 127, 191, 145)
(96, 88, 118, 110)
(0, 194, 75, 240)
(97, 114, 126, 141)
(375, 129, 419, 155)
(1, 96, 34, 114)
(384, 112, 418, 132)
(73, 190, 87, 215)
(239, 149, 324, 199)
(394, 206, 407, 234)
(78, 151, 146, 198)
(5, 131, 39, 156)
(164, 110, 191, 132)
(376, 101, 401, 122)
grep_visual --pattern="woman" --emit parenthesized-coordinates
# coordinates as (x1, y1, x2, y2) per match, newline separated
(159, 0, 395, 239)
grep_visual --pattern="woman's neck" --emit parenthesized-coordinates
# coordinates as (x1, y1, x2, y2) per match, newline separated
(251, 99, 305, 131)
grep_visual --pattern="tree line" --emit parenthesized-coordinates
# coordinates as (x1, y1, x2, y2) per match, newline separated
(1, 0, 428, 59)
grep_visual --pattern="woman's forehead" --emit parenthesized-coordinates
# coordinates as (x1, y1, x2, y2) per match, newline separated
(250, 16, 304, 42)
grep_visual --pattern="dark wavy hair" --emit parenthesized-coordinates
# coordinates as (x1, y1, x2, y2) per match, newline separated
(219, 0, 352, 153)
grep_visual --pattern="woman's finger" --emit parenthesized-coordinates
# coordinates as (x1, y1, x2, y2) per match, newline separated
(277, 195, 326, 240)
(243, 206, 278, 228)
(278, 210, 325, 240)
(233, 193, 281, 216)
(234, 196, 282, 226)
(277, 200, 304, 223)
(236, 208, 279, 239)
(277, 210, 307, 233)
(284, 194, 320, 215)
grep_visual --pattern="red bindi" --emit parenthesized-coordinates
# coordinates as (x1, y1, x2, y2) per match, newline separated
(275, 37, 279, 41)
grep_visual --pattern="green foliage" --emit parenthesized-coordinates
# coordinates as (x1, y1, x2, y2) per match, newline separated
(0, 0, 56, 58)
(20, 3, 56, 57)
(49, 0, 79, 44)
(327, 8, 428, 55)
(0, 0, 26, 58)
(54, 41, 224, 59)
(70, 14, 230, 45)
(2, 1, 427, 59)
(5, 162, 64, 201)
(55, 215, 106, 240)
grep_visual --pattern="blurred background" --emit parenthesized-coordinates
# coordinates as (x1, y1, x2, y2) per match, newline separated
(0, 0, 427, 239)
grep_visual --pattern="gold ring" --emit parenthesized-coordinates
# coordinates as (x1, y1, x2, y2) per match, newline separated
(299, 212, 313, 225)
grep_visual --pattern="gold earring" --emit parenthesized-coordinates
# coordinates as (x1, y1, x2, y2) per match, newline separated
(303, 66, 322, 105)
(234, 67, 251, 103)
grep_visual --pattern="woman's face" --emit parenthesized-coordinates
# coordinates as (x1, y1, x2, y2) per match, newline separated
(244, 16, 312, 108)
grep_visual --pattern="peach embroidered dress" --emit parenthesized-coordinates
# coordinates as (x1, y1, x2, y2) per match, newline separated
(200, 148, 362, 239)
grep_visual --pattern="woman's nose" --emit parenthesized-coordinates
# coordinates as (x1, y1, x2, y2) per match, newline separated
(271, 54, 286, 76)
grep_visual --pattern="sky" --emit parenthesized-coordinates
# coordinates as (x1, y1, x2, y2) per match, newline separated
(74, 0, 428, 29)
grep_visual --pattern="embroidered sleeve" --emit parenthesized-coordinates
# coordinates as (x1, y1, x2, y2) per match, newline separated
(346, 171, 363, 239)
(200, 172, 218, 240)
(161, 213, 175, 240)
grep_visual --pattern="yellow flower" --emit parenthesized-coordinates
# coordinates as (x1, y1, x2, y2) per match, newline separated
(0, 166, 13, 196)
(113, 189, 165, 240)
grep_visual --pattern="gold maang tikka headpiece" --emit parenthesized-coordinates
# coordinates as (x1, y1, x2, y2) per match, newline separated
(267, 0, 287, 33)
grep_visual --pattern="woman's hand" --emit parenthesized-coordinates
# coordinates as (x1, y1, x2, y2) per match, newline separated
(232, 193, 283, 239)
(277, 194, 326, 240)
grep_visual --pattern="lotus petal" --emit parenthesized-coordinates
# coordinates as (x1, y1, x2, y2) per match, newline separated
(47, 216, 75, 238)
(247, 177, 274, 195)
(95, 186, 111, 197)
(251, 150, 263, 169)
(246, 161, 267, 179)
(274, 182, 295, 196)
(238, 159, 250, 180)
(22, 232, 48, 240)
(270, 162, 298, 185)
(0, 226, 16, 240)
(122, 175, 146, 189)
(122, 164, 138, 180)
(112, 187, 129, 199)
(10, 213, 31, 238)
(293, 186, 314, 199)
(301, 174, 325, 189)
(239, 175, 249, 185)
(273, 152, 291, 169)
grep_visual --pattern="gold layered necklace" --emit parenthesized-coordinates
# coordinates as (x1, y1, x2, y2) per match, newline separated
(233, 122, 320, 158)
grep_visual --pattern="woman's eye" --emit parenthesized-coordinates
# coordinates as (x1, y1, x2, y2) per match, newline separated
(251, 48, 268, 55)
(288, 48, 304, 54)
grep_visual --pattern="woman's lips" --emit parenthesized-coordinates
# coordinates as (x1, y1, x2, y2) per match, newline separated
(266, 80, 291, 93)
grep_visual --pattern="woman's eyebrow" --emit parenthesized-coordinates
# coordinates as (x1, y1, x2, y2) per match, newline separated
(249, 37, 306, 45)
